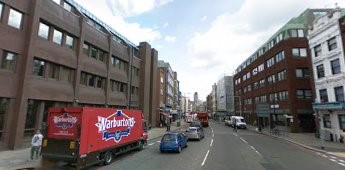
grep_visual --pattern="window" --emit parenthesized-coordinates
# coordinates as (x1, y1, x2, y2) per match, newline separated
(80, 72, 87, 85)
(319, 89, 328, 103)
(63, 2, 72, 11)
(252, 68, 258, 75)
(91, 47, 97, 59)
(83, 43, 89, 55)
(259, 79, 265, 88)
(275, 51, 285, 63)
(297, 29, 304, 37)
(331, 59, 341, 74)
(323, 114, 331, 128)
(253, 82, 259, 89)
(314, 44, 322, 57)
(88, 74, 95, 87)
(279, 91, 289, 101)
(65, 35, 74, 49)
(292, 48, 307, 57)
(38, 22, 49, 39)
(48, 63, 60, 80)
(52, 0, 61, 5)
(247, 85, 251, 92)
(339, 115, 345, 130)
(0, 98, 9, 140)
(295, 68, 309, 78)
(61, 67, 74, 83)
(269, 93, 278, 101)
(266, 57, 275, 67)
(328, 37, 337, 51)
(316, 64, 325, 78)
(277, 70, 287, 81)
(334, 86, 344, 102)
(96, 77, 105, 89)
(267, 75, 275, 84)
(98, 50, 105, 62)
(33, 59, 45, 76)
(0, 3, 3, 19)
(297, 89, 312, 99)
(258, 64, 264, 72)
(1, 51, 17, 71)
(246, 72, 250, 79)
(52, 29, 62, 45)
(25, 100, 40, 136)
(8, 9, 23, 29)
(290, 29, 298, 37)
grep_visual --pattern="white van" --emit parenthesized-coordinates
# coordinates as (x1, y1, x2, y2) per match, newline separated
(230, 116, 247, 129)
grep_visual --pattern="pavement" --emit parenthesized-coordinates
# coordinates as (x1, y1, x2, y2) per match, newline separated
(0, 120, 188, 170)
(245, 124, 345, 158)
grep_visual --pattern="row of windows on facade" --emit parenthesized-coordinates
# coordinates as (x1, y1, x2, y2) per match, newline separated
(0, 44, 138, 77)
(235, 48, 306, 85)
(1, 2, 139, 75)
(315, 58, 341, 78)
(236, 29, 305, 73)
(242, 91, 289, 105)
(323, 114, 345, 130)
(236, 70, 290, 95)
(319, 86, 345, 103)
(39, 21, 140, 77)
(312, 36, 338, 57)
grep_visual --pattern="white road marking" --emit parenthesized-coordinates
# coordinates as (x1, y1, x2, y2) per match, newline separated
(338, 162, 345, 166)
(321, 154, 328, 158)
(201, 150, 210, 166)
(339, 159, 345, 163)
(250, 146, 255, 150)
(329, 158, 337, 162)
(255, 150, 263, 158)
(212, 133, 214, 138)
(148, 143, 155, 146)
(210, 139, 213, 147)
(233, 133, 238, 136)
(330, 156, 337, 159)
(240, 137, 248, 144)
(157, 141, 160, 143)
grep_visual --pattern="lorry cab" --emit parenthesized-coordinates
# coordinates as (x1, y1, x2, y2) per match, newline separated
(230, 116, 247, 129)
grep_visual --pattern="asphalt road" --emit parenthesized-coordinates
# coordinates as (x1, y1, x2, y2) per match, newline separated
(50, 120, 345, 170)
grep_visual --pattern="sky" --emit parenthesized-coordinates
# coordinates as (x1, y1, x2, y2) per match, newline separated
(74, 0, 345, 100)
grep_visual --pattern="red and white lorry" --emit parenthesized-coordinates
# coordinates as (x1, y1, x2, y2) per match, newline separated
(197, 112, 209, 127)
(41, 107, 148, 169)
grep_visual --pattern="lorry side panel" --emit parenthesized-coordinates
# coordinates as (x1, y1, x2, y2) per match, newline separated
(79, 108, 143, 155)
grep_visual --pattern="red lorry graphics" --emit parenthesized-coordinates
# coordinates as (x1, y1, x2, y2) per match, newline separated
(46, 108, 144, 155)
(48, 112, 80, 139)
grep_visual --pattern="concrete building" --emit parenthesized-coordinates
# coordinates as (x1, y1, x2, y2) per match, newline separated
(309, 9, 345, 142)
(193, 92, 199, 112)
(156, 60, 174, 125)
(0, 0, 157, 150)
(211, 83, 217, 118)
(216, 75, 234, 120)
(233, 9, 335, 133)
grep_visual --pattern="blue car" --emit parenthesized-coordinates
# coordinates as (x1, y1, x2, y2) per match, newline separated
(160, 132, 188, 153)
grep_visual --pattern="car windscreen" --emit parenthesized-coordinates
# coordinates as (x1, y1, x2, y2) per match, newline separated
(162, 134, 177, 141)
(188, 128, 197, 132)
(239, 118, 244, 122)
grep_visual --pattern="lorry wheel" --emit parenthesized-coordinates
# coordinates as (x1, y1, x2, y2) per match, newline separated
(138, 141, 144, 151)
(103, 151, 113, 165)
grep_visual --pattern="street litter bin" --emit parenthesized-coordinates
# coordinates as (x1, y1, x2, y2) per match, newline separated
(177, 121, 181, 127)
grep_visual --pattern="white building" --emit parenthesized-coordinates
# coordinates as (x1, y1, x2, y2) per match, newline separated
(308, 9, 345, 142)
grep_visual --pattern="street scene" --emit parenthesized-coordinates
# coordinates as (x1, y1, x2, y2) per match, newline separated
(1, 0, 345, 169)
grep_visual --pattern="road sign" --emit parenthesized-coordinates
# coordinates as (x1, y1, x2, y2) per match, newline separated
(257, 104, 270, 117)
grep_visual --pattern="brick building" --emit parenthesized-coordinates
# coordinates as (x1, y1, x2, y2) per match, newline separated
(233, 9, 333, 133)
(0, 0, 157, 150)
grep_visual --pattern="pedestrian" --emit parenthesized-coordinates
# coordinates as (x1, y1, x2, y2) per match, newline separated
(233, 119, 237, 132)
(31, 129, 43, 160)
(166, 118, 171, 131)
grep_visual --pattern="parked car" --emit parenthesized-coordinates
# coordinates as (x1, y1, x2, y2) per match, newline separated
(185, 127, 204, 140)
(224, 119, 232, 126)
(190, 120, 202, 129)
(230, 116, 247, 129)
(160, 132, 188, 153)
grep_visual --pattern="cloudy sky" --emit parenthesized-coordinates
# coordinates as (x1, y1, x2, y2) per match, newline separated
(75, 0, 344, 100)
